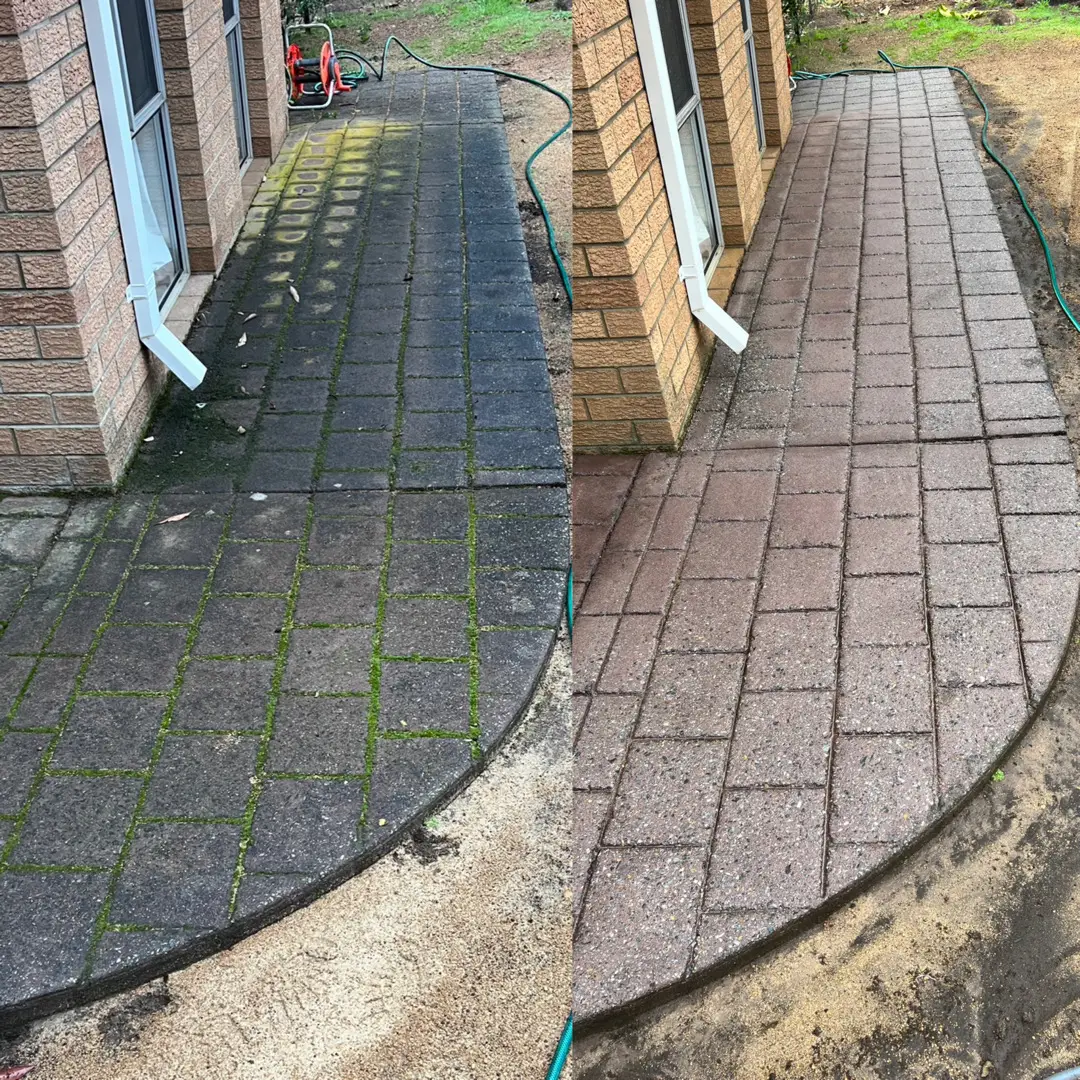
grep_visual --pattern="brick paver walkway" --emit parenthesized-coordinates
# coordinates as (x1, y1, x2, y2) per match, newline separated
(0, 71, 567, 1026)
(573, 70, 1080, 1024)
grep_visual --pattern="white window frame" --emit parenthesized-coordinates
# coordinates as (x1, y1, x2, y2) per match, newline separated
(81, 0, 207, 389)
(666, 0, 724, 277)
(629, 0, 749, 356)
(223, 0, 253, 170)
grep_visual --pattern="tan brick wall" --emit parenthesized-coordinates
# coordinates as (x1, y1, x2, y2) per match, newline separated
(0, 0, 167, 490)
(751, 0, 792, 146)
(156, 0, 245, 272)
(241, 0, 287, 159)
(572, 0, 791, 453)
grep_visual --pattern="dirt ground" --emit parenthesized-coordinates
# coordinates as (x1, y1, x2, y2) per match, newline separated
(574, 70, 1080, 1080)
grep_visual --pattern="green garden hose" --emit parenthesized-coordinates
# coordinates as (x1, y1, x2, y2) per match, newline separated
(351, 35, 572, 303)
(547, 1015, 572, 1079)
(792, 50, 1080, 334)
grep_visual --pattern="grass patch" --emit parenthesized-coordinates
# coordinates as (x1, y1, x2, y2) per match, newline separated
(790, 0, 1080, 71)
(318, 0, 570, 62)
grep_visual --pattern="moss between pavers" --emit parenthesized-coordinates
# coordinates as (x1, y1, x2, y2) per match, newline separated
(0, 88, 564, 1016)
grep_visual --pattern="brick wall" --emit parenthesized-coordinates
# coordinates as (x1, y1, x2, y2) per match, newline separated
(572, 0, 791, 453)
(241, 0, 287, 159)
(751, 0, 792, 147)
(156, 0, 245, 272)
(0, 0, 286, 492)
(0, 0, 165, 489)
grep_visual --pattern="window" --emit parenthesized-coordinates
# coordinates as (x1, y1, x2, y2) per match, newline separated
(739, 0, 767, 151)
(223, 0, 253, 167)
(112, 0, 186, 307)
(655, 0, 722, 268)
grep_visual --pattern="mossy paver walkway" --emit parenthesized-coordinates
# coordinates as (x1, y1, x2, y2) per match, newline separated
(0, 71, 566, 1026)
(573, 70, 1080, 1025)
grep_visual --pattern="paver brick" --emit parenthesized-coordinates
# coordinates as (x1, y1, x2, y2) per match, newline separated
(744, 610, 837, 691)
(930, 607, 1024, 686)
(923, 489, 999, 543)
(829, 735, 935, 843)
(927, 543, 1009, 607)
(605, 740, 727, 846)
(598, 615, 662, 694)
(727, 691, 833, 785)
(838, 645, 932, 733)
(573, 848, 705, 1020)
(935, 685, 1029, 800)
(637, 653, 743, 738)
(705, 788, 826, 910)
(574, 695, 639, 791)
(758, 547, 842, 611)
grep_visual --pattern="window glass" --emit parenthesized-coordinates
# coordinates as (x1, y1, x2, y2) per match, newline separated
(227, 28, 250, 163)
(655, 0, 694, 116)
(677, 116, 718, 264)
(133, 116, 182, 304)
(222, 0, 237, 26)
(116, 0, 159, 117)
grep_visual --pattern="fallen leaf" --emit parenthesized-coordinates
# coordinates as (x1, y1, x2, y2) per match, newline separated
(157, 512, 192, 525)
(378, 818, 387, 827)
(289, 285, 300, 303)
(196, 402, 207, 409)
(244, 312, 257, 322)
(237, 333, 247, 348)
(250, 492, 268, 502)
(143, 435, 154, 443)
(0, 1067, 35, 1079)
(237, 425, 247, 435)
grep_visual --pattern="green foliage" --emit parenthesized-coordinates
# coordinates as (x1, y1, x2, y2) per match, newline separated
(783, 0, 813, 43)
(789, 0, 1080, 70)
(298, 0, 570, 62)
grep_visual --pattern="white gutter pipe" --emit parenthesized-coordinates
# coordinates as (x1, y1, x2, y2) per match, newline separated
(627, 0, 750, 355)
(80, 0, 206, 389)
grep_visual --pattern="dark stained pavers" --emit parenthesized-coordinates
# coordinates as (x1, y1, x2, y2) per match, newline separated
(572, 70, 1080, 1024)
(0, 71, 566, 1026)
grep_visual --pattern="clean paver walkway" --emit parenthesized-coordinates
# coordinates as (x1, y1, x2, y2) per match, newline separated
(572, 69, 1080, 1024)
(0, 70, 567, 1026)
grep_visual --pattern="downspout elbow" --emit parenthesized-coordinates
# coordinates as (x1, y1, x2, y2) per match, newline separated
(125, 283, 206, 390)
(682, 264, 750, 355)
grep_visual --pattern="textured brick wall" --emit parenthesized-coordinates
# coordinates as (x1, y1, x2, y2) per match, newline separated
(751, 0, 792, 147)
(0, 0, 165, 490)
(156, 0, 245, 272)
(572, 0, 792, 452)
(573, 0, 713, 452)
(241, 0, 287, 159)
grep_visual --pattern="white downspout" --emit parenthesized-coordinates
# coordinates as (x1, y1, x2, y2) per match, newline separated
(627, 0, 750, 355)
(80, 0, 206, 389)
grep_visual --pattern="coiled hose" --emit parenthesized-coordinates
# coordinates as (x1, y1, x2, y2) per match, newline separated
(348, 35, 572, 303)
(793, 50, 1080, 334)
